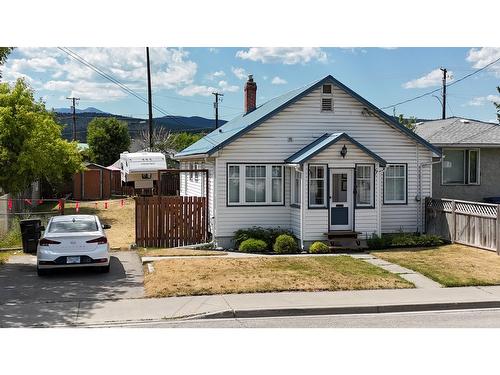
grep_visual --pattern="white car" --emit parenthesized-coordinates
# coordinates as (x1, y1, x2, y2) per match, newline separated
(37, 215, 111, 276)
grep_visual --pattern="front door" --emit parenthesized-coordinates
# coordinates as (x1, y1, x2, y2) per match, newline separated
(329, 169, 353, 231)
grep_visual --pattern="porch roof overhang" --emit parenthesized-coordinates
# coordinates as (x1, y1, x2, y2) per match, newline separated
(284, 132, 387, 167)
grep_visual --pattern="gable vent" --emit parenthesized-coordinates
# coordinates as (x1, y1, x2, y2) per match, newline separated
(321, 97, 333, 111)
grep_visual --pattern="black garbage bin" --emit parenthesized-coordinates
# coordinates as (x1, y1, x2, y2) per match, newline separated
(19, 219, 43, 254)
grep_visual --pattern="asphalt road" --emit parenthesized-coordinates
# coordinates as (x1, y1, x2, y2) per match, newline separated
(121, 308, 500, 328)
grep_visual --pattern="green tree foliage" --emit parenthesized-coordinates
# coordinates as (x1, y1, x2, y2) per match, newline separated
(169, 132, 204, 151)
(87, 117, 131, 166)
(397, 114, 417, 132)
(0, 79, 83, 194)
(0, 47, 14, 78)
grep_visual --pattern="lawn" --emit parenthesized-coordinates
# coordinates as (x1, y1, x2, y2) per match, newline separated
(145, 255, 413, 298)
(140, 248, 227, 257)
(373, 244, 500, 287)
(63, 198, 135, 250)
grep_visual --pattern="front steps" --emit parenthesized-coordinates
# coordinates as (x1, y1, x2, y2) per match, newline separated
(324, 231, 368, 252)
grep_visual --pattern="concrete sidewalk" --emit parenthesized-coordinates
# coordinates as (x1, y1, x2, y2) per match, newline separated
(3, 285, 500, 327)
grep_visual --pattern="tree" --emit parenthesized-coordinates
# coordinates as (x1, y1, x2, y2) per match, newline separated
(169, 132, 204, 151)
(0, 47, 13, 79)
(397, 114, 417, 132)
(87, 117, 131, 166)
(495, 86, 500, 124)
(0, 79, 83, 194)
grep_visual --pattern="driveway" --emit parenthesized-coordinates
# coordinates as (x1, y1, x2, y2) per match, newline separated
(0, 251, 144, 327)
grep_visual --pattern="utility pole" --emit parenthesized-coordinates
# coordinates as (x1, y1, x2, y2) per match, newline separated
(146, 47, 154, 150)
(212, 92, 224, 129)
(66, 96, 79, 141)
(440, 67, 447, 119)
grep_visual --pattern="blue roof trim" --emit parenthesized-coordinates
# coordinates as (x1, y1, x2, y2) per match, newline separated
(175, 75, 441, 158)
(285, 132, 387, 167)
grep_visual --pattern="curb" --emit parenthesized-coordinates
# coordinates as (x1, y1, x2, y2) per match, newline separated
(195, 300, 500, 320)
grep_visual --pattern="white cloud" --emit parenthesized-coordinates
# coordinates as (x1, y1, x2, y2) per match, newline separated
(218, 80, 238, 92)
(231, 67, 247, 80)
(403, 68, 454, 89)
(467, 95, 500, 106)
(42, 80, 128, 101)
(466, 47, 500, 77)
(271, 76, 287, 85)
(236, 47, 327, 64)
(207, 70, 225, 80)
(177, 84, 217, 97)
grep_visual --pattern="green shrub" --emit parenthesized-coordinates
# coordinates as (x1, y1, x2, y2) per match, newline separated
(233, 226, 296, 250)
(308, 241, 330, 254)
(239, 238, 268, 253)
(367, 232, 444, 250)
(0, 218, 22, 248)
(273, 234, 299, 254)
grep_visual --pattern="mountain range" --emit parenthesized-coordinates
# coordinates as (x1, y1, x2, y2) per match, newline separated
(53, 107, 226, 142)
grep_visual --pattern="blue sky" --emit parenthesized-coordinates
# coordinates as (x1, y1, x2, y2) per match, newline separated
(3, 47, 500, 123)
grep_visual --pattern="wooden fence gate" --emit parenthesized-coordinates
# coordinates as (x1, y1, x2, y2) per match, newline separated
(426, 197, 500, 254)
(135, 196, 208, 247)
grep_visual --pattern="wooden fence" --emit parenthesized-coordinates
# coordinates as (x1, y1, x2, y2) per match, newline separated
(425, 197, 500, 254)
(135, 195, 208, 248)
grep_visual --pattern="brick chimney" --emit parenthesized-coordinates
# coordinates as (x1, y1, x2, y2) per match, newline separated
(244, 74, 257, 113)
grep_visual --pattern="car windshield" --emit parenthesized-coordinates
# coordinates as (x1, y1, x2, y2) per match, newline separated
(48, 219, 98, 233)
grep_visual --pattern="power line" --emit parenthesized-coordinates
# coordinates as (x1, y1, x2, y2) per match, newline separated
(381, 57, 500, 110)
(57, 47, 193, 131)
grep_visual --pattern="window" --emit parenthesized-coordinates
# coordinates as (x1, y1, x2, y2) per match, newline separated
(384, 164, 407, 204)
(228, 165, 240, 203)
(271, 166, 283, 203)
(189, 163, 194, 181)
(356, 164, 374, 207)
(141, 173, 152, 179)
(442, 148, 480, 185)
(321, 98, 333, 111)
(245, 165, 266, 203)
(227, 164, 284, 205)
(291, 169, 302, 206)
(194, 163, 199, 182)
(309, 165, 327, 207)
(322, 84, 332, 94)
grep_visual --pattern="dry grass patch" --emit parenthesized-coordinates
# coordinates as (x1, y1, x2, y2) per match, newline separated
(63, 198, 135, 250)
(145, 255, 413, 297)
(0, 250, 22, 265)
(373, 244, 500, 287)
(140, 248, 227, 257)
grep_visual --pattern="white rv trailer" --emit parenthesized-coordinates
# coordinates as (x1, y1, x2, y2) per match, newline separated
(119, 152, 167, 191)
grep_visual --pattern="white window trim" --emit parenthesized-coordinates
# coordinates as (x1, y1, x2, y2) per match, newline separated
(356, 164, 374, 208)
(384, 164, 407, 205)
(308, 164, 327, 208)
(227, 164, 284, 206)
(441, 148, 481, 186)
(291, 168, 302, 206)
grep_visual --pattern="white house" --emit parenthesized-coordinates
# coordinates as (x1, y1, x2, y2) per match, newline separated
(175, 75, 440, 249)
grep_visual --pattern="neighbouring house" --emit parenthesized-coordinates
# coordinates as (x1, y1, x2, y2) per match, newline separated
(175, 75, 440, 249)
(415, 117, 500, 202)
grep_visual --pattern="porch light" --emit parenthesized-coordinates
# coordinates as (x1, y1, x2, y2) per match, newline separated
(340, 144, 347, 159)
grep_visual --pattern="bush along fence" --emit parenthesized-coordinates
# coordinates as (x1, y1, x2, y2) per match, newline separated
(425, 197, 500, 254)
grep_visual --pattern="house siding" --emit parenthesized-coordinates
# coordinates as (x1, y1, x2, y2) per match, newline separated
(431, 147, 500, 202)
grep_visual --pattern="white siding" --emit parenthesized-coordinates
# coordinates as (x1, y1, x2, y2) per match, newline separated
(180, 159, 216, 232)
(204, 84, 432, 244)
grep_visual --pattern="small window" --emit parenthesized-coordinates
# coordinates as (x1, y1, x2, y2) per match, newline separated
(322, 84, 332, 94)
(189, 163, 194, 181)
(321, 98, 333, 111)
(309, 165, 327, 207)
(356, 164, 374, 207)
(384, 164, 407, 204)
(194, 163, 199, 182)
(228, 165, 240, 203)
(271, 166, 283, 203)
(141, 173, 152, 179)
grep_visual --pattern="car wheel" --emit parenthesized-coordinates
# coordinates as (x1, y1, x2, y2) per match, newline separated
(37, 267, 49, 276)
